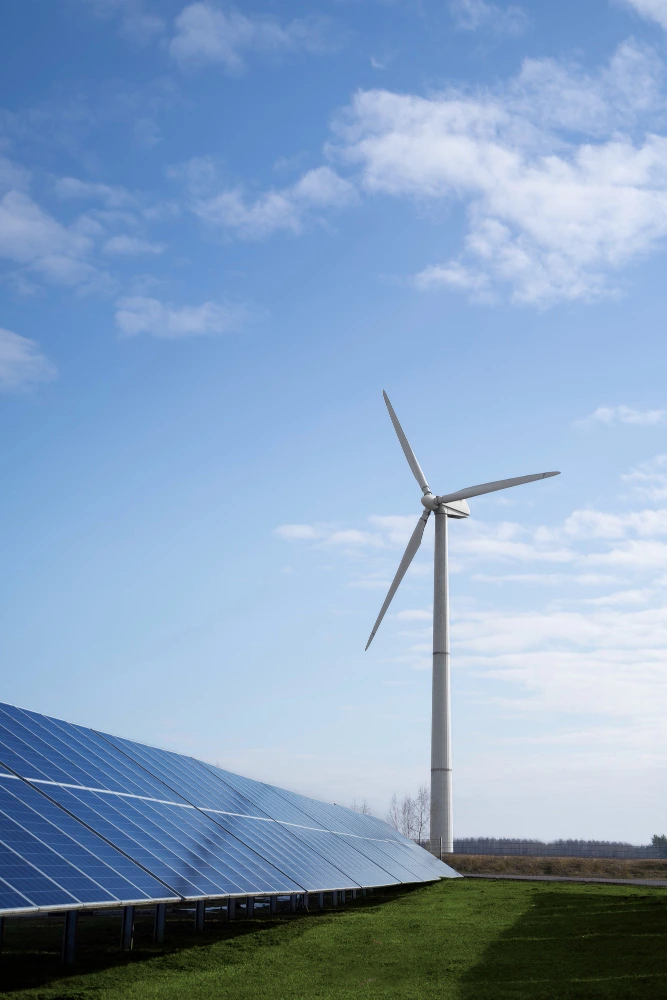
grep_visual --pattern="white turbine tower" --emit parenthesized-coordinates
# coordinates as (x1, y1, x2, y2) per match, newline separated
(366, 391, 559, 855)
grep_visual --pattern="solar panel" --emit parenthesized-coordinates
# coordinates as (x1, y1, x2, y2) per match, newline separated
(0, 701, 460, 915)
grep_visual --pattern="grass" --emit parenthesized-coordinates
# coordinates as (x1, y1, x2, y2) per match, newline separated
(449, 853, 667, 879)
(1, 879, 666, 999)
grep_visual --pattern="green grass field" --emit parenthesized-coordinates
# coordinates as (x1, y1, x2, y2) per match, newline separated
(2, 879, 666, 999)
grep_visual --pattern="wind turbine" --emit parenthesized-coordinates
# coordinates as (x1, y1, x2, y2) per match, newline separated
(366, 391, 559, 855)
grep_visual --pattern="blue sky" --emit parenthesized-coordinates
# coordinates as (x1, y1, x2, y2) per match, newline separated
(2, 0, 667, 843)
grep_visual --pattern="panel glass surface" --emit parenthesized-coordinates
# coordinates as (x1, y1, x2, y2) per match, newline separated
(101, 734, 372, 889)
(337, 835, 437, 882)
(0, 774, 172, 901)
(0, 878, 33, 911)
(42, 783, 303, 897)
(0, 702, 456, 913)
(202, 764, 336, 830)
(102, 734, 276, 817)
(0, 705, 189, 801)
(279, 826, 400, 887)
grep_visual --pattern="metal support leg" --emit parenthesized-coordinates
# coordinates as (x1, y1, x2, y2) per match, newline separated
(289, 894, 297, 913)
(362, 887, 367, 898)
(195, 900, 205, 932)
(246, 896, 254, 918)
(269, 896, 277, 915)
(302, 893, 309, 910)
(61, 910, 77, 966)
(154, 903, 166, 943)
(332, 890, 338, 907)
(352, 889, 357, 899)
(340, 889, 346, 905)
(227, 898, 236, 921)
(317, 892, 324, 910)
(120, 905, 134, 952)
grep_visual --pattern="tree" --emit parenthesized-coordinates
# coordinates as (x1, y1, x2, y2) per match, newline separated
(415, 785, 430, 842)
(652, 834, 667, 855)
(387, 787, 430, 841)
(401, 794, 416, 839)
(387, 794, 401, 831)
(351, 798, 372, 815)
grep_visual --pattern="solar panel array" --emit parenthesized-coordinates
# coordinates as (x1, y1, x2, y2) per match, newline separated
(0, 702, 459, 915)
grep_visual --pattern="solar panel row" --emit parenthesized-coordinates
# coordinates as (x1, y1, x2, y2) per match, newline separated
(0, 702, 459, 915)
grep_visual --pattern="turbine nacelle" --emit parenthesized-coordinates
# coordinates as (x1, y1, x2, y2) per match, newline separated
(421, 493, 471, 518)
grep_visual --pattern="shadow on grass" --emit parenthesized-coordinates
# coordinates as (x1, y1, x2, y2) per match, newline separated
(461, 889, 667, 1000)
(0, 888, 418, 994)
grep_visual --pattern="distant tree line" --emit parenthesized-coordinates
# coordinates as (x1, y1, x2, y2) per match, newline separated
(383, 786, 667, 860)
(450, 836, 667, 859)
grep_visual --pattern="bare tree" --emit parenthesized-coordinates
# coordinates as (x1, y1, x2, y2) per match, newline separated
(386, 793, 401, 831)
(401, 795, 416, 838)
(387, 786, 430, 841)
(351, 798, 372, 815)
(415, 784, 430, 842)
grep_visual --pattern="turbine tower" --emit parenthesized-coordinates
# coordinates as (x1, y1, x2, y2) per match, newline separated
(366, 392, 559, 855)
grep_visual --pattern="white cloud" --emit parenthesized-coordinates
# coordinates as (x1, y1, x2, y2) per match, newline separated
(449, 0, 528, 36)
(102, 235, 165, 255)
(0, 191, 91, 266)
(453, 519, 575, 564)
(329, 41, 667, 303)
(78, 0, 165, 44)
(622, 454, 667, 499)
(0, 189, 111, 291)
(584, 588, 653, 606)
(473, 572, 619, 585)
(565, 507, 667, 539)
(453, 604, 667, 724)
(189, 164, 356, 240)
(0, 328, 57, 391)
(623, 0, 667, 30)
(115, 296, 246, 338)
(169, 2, 334, 73)
(575, 404, 667, 427)
(275, 524, 322, 541)
(54, 177, 136, 209)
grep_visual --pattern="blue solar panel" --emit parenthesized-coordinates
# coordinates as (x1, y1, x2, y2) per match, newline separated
(0, 702, 460, 915)
(0, 775, 171, 903)
(102, 736, 400, 888)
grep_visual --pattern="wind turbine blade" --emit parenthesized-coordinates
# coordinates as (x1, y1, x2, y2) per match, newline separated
(365, 510, 430, 651)
(383, 391, 430, 493)
(438, 471, 560, 504)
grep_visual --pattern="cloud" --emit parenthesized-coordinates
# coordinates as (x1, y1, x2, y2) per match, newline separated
(187, 163, 356, 240)
(449, 0, 528, 36)
(78, 0, 165, 44)
(54, 177, 136, 209)
(623, 0, 667, 30)
(102, 235, 165, 255)
(622, 454, 667, 499)
(575, 404, 667, 427)
(329, 41, 667, 303)
(0, 328, 57, 391)
(169, 2, 335, 73)
(275, 515, 419, 550)
(0, 189, 107, 290)
(114, 296, 246, 338)
(275, 524, 321, 541)
(565, 507, 667, 539)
